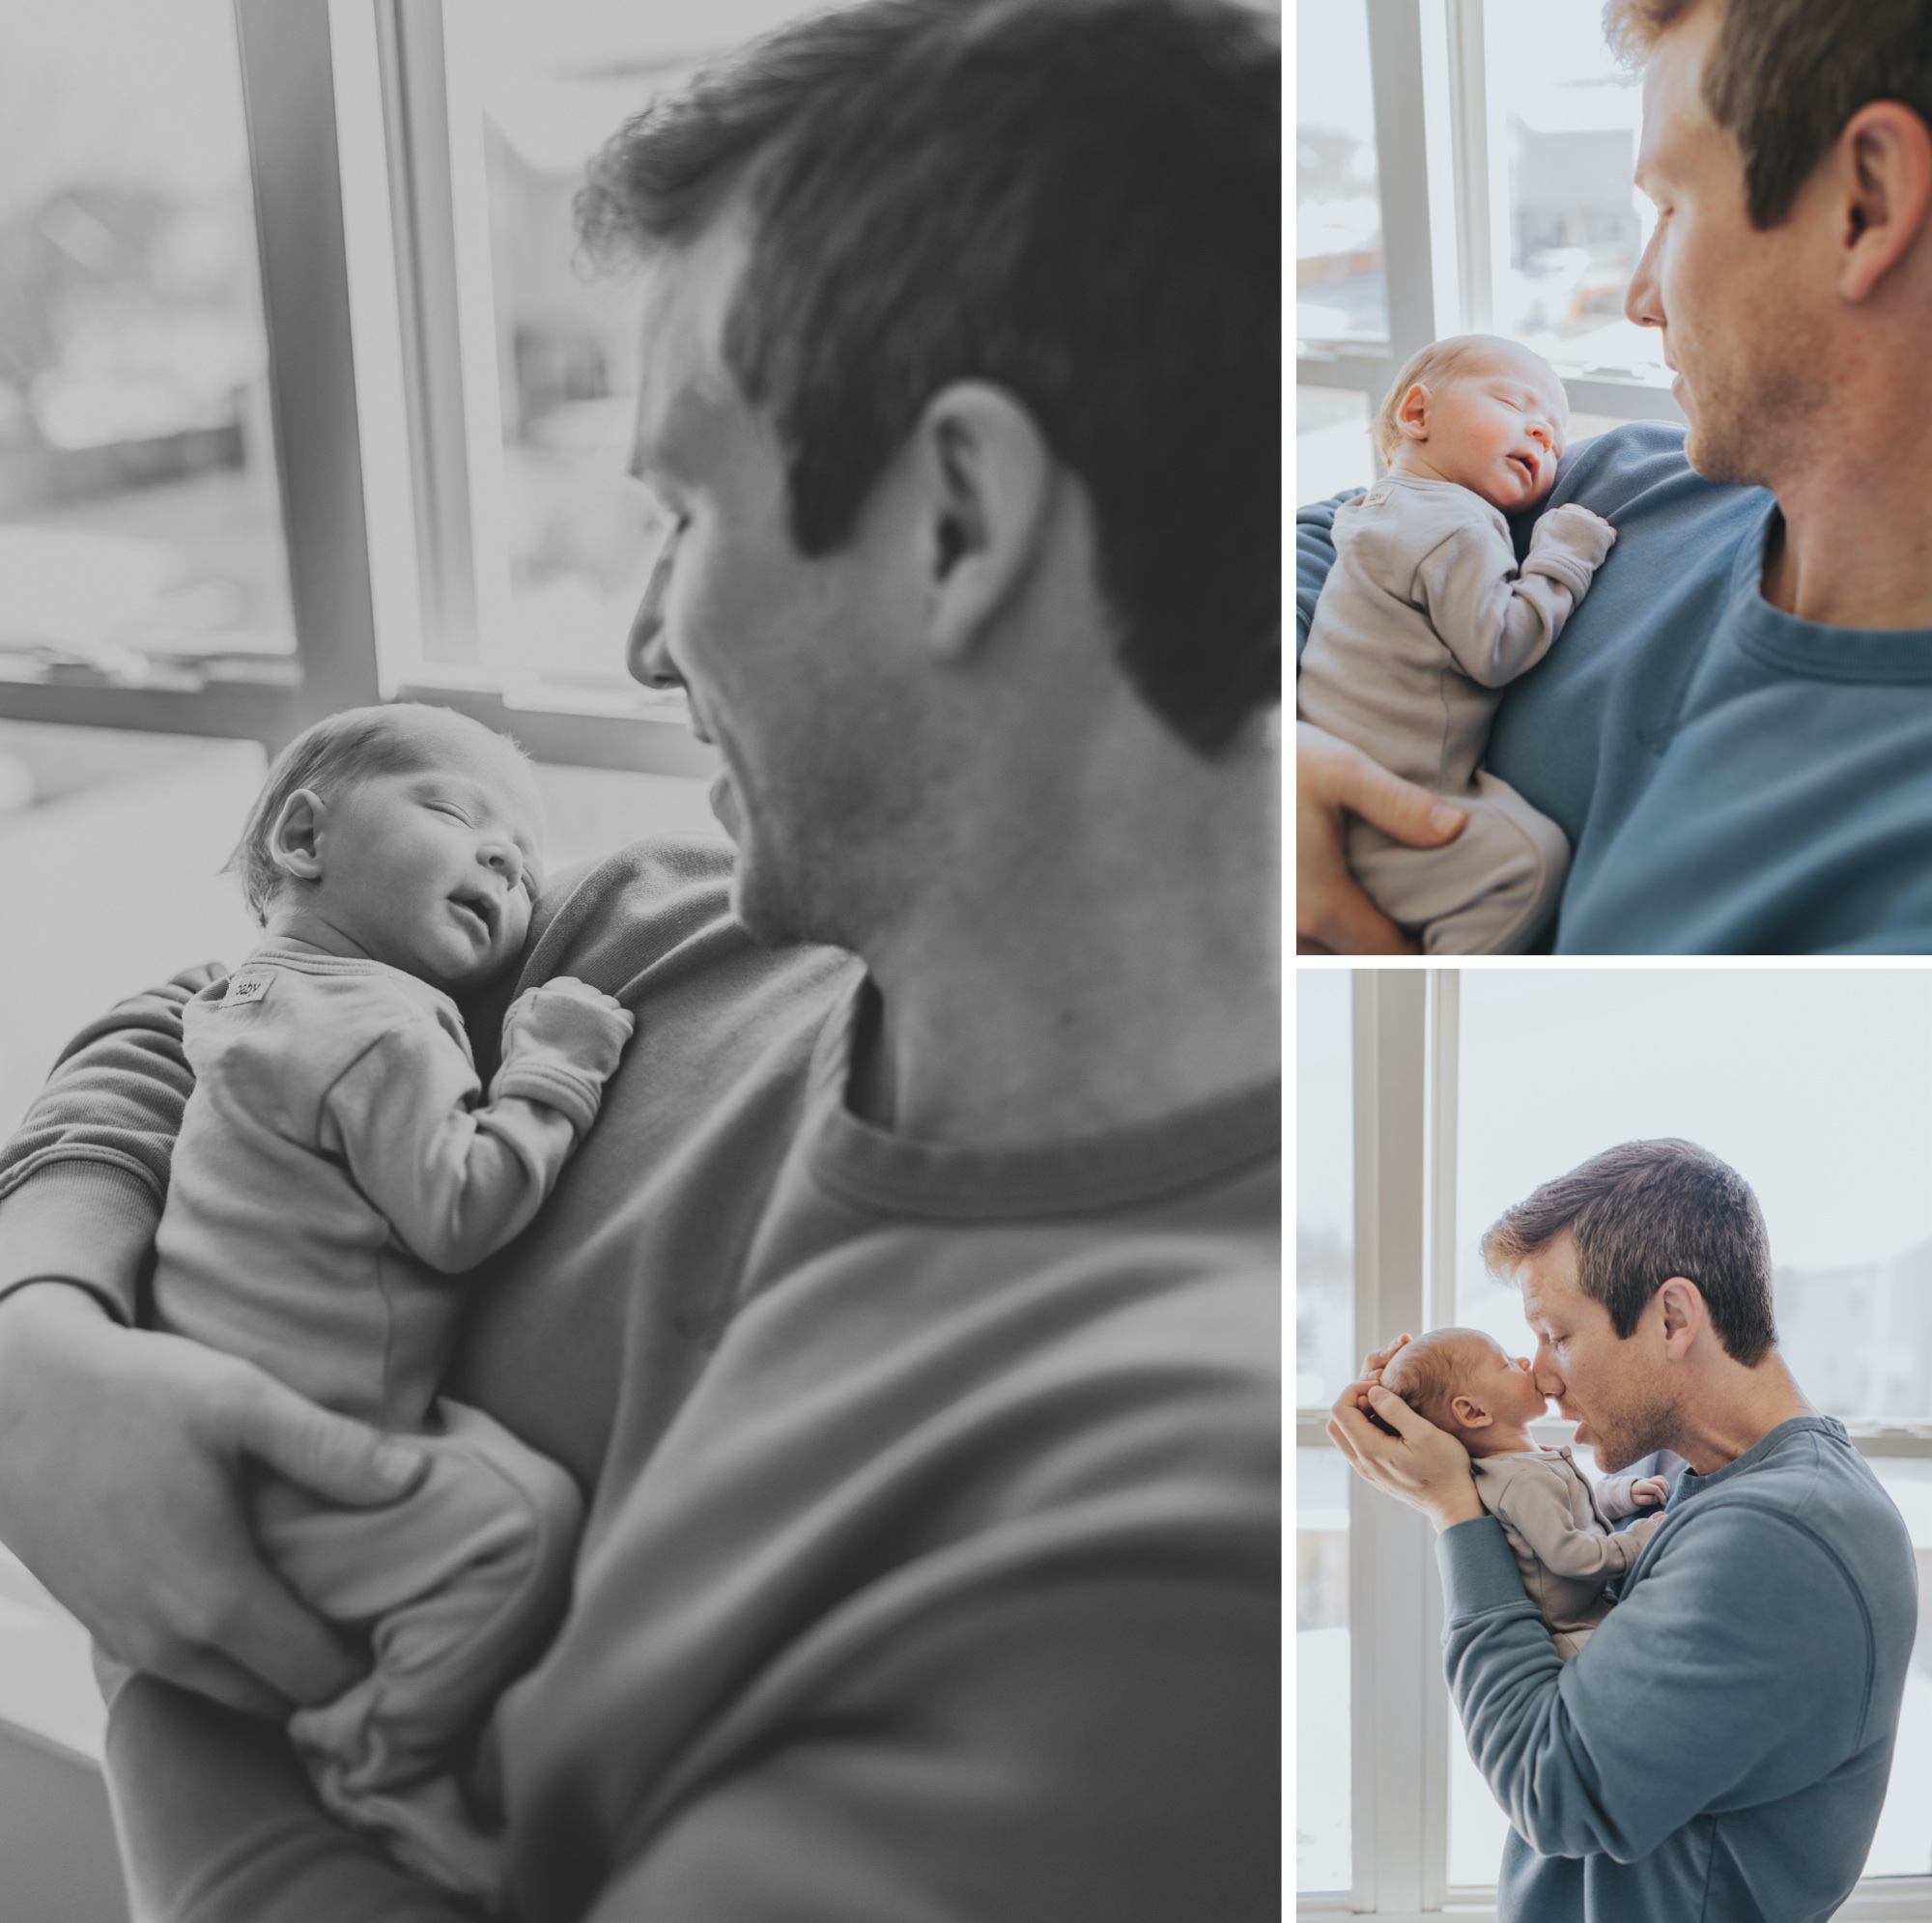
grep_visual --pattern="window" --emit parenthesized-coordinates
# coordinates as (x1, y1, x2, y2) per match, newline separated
(1295, 0, 1683, 488)
(0, 1, 296, 702)
(1299, 966, 1932, 1916)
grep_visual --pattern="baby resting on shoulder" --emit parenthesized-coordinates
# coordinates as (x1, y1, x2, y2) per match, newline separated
(1381, 1327, 1669, 1658)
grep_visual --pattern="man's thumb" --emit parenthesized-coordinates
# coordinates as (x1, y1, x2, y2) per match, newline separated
(234, 1380, 428, 1506)
(1366, 1384, 1423, 1435)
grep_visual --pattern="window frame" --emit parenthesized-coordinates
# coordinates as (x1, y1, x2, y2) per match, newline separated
(1295, 966, 1932, 1919)
(0, 0, 719, 778)
(1295, 0, 1686, 496)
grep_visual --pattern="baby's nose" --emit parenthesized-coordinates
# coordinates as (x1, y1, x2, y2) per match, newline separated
(482, 840, 524, 885)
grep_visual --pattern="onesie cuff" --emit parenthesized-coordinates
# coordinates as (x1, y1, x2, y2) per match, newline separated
(0, 1161, 157, 1324)
(1521, 549, 1591, 599)
(492, 1061, 602, 1137)
(1436, 1514, 1531, 1621)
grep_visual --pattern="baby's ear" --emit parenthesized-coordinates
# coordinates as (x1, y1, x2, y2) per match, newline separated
(270, 787, 327, 882)
(1449, 1393, 1492, 1430)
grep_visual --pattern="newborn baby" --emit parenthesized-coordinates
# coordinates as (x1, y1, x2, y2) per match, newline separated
(150, 702, 633, 1902)
(1297, 333, 1617, 953)
(1381, 1327, 1669, 1657)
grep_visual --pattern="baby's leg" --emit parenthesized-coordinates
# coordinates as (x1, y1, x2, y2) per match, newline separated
(1347, 769, 1570, 955)
(252, 1399, 583, 1904)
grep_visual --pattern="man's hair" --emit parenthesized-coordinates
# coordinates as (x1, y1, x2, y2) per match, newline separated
(1379, 1327, 1496, 1432)
(1371, 333, 1566, 463)
(577, 0, 1280, 757)
(227, 704, 526, 924)
(1604, 0, 1932, 230)
(1480, 1138, 1777, 1367)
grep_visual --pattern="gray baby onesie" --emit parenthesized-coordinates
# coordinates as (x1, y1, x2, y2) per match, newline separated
(1298, 473, 1615, 953)
(1471, 1445, 1668, 1658)
(152, 942, 632, 1901)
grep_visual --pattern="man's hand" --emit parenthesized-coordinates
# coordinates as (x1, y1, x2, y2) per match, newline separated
(1295, 722, 1464, 955)
(1327, 1347, 1483, 1532)
(0, 1284, 427, 1718)
(1629, 1476, 1671, 1509)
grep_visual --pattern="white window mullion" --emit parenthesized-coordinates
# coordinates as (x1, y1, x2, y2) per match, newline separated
(1363, 0, 1442, 369)
(1350, 969, 1437, 1910)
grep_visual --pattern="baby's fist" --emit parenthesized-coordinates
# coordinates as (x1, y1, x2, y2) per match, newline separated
(1630, 1476, 1670, 1508)
(533, 975, 626, 1016)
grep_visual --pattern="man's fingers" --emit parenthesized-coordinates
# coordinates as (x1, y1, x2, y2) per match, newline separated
(224, 1377, 425, 1511)
(1364, 1384, 1428, 1438)
(1336, 757, 1467, 852)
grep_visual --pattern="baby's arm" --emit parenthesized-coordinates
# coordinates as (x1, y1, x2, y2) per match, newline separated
(319, 978, 633, 1274)
(1597, 1471, 1671, 1522)
(1412, 504, 1617, 689)
(1491, 1467, 1665, 1585)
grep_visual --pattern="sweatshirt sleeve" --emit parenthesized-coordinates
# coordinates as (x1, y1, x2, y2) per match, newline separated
(0, 962, 223, 1322)
(1438, 1504, 1875, 1863)
(1409, 518, 1590, 690)
(1295, 491, 1358, 659)
(1488, 1469, 1661, 1584)
(318, 1016, 583, 1276)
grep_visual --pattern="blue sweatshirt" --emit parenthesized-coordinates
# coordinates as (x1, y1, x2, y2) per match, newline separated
(1438, 1417, 1915, 1921)
(1294, 422, 1932, 953)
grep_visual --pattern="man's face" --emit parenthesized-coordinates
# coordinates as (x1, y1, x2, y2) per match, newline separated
(622, 208, 932, 948)
(1518, 1231, 1679, 1473)
(1623, 0, 1826, 483)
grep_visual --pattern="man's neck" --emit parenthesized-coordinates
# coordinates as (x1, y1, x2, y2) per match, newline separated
(1666, 1354, 1817, 1478)
(848, 730, 1280, 1148)
(1762, 405, 1932, 629)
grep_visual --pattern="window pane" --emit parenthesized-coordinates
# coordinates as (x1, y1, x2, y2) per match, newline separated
(0, 2, 296, 693)
(1484, 0, 1663, 383)
(1457, 972, 1932, 1421)
(1296, 971, 1354, 1407)
(1295, 0, 1386, 344)
(1296, 1446, 1351, 1893)
(1295, 387, 1375, 504)
(466, 0, 822, 711)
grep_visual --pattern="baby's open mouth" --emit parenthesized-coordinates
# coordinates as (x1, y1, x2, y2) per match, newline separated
(449, 891, 496, 939)
(1509, 454, 1536, 484)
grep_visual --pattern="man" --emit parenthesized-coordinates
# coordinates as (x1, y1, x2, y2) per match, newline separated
(1330, 1140, 1916, 1920)
(0, 3, 1280, 1917)
(1298, 0, 1932, 954)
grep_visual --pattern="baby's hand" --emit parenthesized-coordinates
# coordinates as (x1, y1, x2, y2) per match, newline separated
(532, 975, 626, 1016)
(1531, 502, 1617, 569)
(1630, 1475, 1670, 1508)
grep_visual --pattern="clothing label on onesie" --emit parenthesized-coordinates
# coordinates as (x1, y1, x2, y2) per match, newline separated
(222, 968, 274, 1008)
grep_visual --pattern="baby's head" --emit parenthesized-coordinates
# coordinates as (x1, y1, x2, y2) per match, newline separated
(1379, 1326, 1548, 1456)
(1374, 334, 1569, 513)
(230, 703, 546, 994)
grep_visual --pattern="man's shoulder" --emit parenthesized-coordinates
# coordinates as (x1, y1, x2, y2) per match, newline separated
(1545, 416, 1761, 532)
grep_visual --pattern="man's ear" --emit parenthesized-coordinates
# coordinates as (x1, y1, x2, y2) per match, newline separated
(1396, 381, 1432, 441)
(269, 788, 327, 884)
(1655, 1276, 1706, 1359)
(1834, 100, 1932, 303)
(912, 381, 1054, 661)
(1449, 1393, 1492, 1430)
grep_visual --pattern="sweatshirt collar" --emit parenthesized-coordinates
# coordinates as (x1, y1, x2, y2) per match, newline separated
(1729, 501, 1932, 683)
(1675, 1414, 1848, 1500)
(802, 977, 1280, 1222)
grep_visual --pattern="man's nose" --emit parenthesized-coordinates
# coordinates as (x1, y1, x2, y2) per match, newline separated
(1625, 222, 1664, 330)
(626, 532, 682, 692)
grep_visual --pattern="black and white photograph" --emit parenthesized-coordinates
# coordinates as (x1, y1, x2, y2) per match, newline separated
(0, 1, 1283, 1917)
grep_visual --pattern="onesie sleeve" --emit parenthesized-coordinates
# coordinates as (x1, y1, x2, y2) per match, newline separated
(1409, 521, 1586, 690)
(318, 1006, 600, 1276)
(1488, 1469, 1661, 1584)
(1438, 1503, 1873, 1863)
(0, 962, 223, 1322)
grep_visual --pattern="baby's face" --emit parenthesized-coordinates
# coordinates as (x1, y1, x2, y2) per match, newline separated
(1405, 353, 1568, 512)
(306, 729, 546, 993)
(1462, 1338, 1550, 1428)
